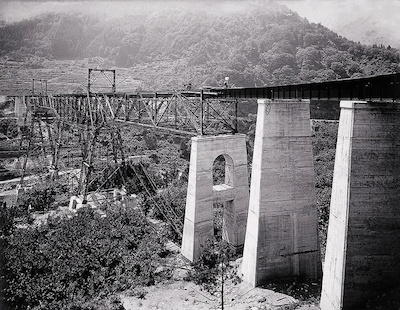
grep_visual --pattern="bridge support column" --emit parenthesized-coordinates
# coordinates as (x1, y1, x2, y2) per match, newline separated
(320, 101, 400, 310)
(181, 134, 250, 261)
(14, 96, 27, 127)
(241, 99, 320, 286)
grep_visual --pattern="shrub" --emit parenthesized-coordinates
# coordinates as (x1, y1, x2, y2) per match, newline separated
(189, 238, 236, 293)
(4, 205, 166, 309)
(0, 202, 15, 236)
(16, 180, 68, 213)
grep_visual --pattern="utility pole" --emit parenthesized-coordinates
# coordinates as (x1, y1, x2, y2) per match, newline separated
(87, 68, 116, 94)
(88, 68, 92, 94)
(32, 79, 48, 96)
(112, 69, 116, 93)
(221, 254, 224, 310)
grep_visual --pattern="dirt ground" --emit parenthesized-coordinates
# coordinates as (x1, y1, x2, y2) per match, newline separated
(121, 279, 323, 310)
(120, 248, 321, 310)
(120, 280, 314, 310)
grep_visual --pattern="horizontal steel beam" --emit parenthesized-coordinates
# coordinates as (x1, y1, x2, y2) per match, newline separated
(215, 72, 400, 101)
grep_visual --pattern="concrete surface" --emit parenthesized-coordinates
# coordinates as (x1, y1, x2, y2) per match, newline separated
(181, 134, 250, 261)
(320, 101, 400, 309)
(241, 99, 320, 287)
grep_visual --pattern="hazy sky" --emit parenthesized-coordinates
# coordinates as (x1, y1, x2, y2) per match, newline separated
(281, 0, 400, 47)
(280, 0, 400, 29)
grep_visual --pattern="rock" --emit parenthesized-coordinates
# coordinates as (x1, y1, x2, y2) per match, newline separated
(172, 268, 189, 280)
(154, 266, 165, 274)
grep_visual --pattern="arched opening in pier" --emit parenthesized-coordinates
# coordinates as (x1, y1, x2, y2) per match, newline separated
(212, 154, 234, 241)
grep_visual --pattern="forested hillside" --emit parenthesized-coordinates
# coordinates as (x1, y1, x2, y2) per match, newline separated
(1, 1, 400, 91)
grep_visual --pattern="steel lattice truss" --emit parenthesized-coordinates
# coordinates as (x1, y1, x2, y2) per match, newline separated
(18, 93, 238, 194)
(111, 92, 238, 135)
(19, 95, 128, 201)
(16, 94, 188, 235)
(20, 91, 237, 185)
(30, 91, 237, 136)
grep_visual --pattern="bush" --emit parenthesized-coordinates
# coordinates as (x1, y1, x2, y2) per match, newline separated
(189, 239, 236, 293)
(16, 180, 68, 214)
(0, 202, 15, 236)
(4, 205, 166, 309)
(0, 118, 18, 139)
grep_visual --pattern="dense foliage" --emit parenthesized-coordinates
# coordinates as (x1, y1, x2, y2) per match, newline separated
(3, 205, 166, 310)
(1, 2, 399, 90)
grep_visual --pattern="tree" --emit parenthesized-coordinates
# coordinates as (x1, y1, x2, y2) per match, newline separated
(296, 46, 322, 72)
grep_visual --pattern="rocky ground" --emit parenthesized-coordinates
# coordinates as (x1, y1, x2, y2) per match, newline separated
(120, 280, 317, 310)
(120, 246, 321, 310)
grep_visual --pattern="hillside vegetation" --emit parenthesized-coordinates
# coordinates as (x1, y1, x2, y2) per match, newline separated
(1, 1, 400, 92)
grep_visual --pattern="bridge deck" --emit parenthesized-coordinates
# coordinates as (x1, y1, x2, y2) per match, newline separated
(215, 72, 400, 101)
(12, 72, 396, 102)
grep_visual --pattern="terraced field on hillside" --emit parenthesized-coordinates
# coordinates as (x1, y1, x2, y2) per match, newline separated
(0, 58, 142, 95)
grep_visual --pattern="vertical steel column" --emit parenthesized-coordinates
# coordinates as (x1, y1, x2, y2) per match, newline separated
(234, 99, 238, 134)
(112, 69, 116, 93)
(88, 69, 92, 94)
(200, 90, 204, 136)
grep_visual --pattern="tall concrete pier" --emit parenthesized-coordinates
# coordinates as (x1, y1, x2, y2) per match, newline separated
(320, 101, 400, 310)
(181, 134, 250, 261)
(241, 99, 320, 286)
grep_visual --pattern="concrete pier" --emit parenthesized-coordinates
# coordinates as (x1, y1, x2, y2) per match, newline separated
(14, 96, 27, 126)
(320, 101, 400, 310)
(181, 134, 250, 261)
(241, 99, 320, 286)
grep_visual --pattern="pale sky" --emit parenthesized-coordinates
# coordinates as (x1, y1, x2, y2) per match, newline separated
(279, 0, 399, 28)
(279, 0, 400, 47)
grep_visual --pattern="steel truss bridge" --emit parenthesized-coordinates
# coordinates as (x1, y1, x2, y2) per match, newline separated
(18, 72, 400, 137)
(12, 71, 400, 182)
(5, 72, 400, 234)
